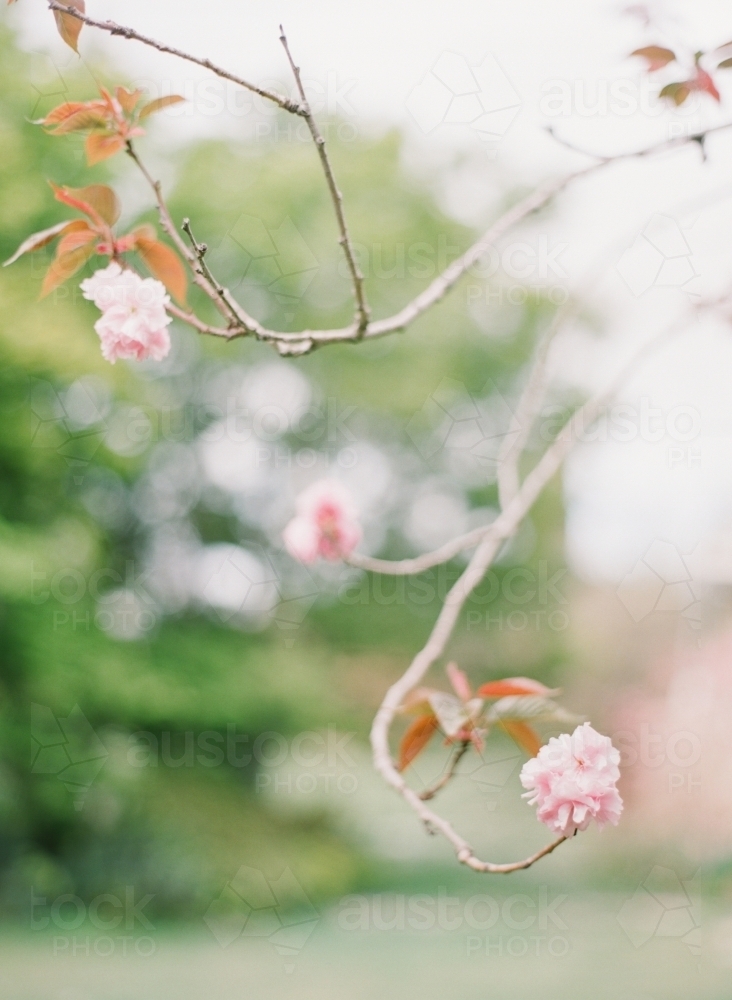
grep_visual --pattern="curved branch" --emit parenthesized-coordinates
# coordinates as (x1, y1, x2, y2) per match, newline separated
(369, 297, 726, 872)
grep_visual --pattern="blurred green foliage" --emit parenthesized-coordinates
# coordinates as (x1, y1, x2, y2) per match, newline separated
(0, 24, 570, 920)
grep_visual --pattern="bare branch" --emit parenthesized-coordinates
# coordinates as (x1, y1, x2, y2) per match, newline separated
(497, 297, 578, 509)
(47, 1, 304, 115)
(418, 741, 470, 801)
(166, 304, 230, 337)
(279, 26, 370, 333)
(50, 3, 732, 354)
(180, 217, 247, 329)
(124, 140, 234, 321)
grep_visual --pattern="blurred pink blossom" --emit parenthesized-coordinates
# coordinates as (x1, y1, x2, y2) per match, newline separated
(616, 630, 732, 860)
(520, 722, 623, 837)
(81, 262, 172, 363)
(283, 479, 361, 563)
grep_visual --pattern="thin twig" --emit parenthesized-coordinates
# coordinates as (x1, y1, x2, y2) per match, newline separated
(165, 303, 229, 337)
(124, 141, 232, 320)
(419, 741, 470, 801)
(47, 1, 304, 115)
(125, 141, 270, 336)
(180, 217, 244, 328)
(279, 26, 370, 333)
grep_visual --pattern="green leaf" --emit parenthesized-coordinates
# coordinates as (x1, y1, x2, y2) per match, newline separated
(659, 81, 692, 106)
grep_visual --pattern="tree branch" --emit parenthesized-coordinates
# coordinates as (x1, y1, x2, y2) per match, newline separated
(48, 3, 732, 355)
(165, 303, 230, 337)
(180, 217, 248, 329)
(418, 741, 470, 801)
(279, 26, 370, 333)
(497, 296, 579, 509)
(369, 294, 728, 872)
(47, 1, 305, 115)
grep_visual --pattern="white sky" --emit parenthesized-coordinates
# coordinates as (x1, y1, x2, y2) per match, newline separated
(8, 0, 732, 583)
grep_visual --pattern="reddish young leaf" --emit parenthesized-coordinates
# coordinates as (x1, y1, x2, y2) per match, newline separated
(51, 182, 121, 228)
(139, 95, 187, 119)
(45, 106, 111, 134)
(631, 45, 676, 71)
(130, 223, 157, 243)
(3, 220, 87, 267)
(41, 242, 96, 297)
(477, 677, 557, 699)
(398, 713, 439, 772)
(56, 226, 97, 256)
(400, 686, 440, 714)
(116, 87, 144, 114)
(500, 720, 541, 757)
(53, 0, 86, 53)
(85, 132, 127, 166)
(36, 101, 87, 126)
(135, 237, 188, 304)
(446, 662, 472, 702)
(691, 67, 721, 101)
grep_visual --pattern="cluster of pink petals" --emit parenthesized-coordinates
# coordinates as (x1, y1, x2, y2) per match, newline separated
(520, 723, 623, 837)
(80, 262, 172, 364)
(283, 479, 362, 564)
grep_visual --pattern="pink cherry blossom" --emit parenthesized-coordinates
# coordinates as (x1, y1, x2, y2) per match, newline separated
(520, 722, 623, 837)
(283, 479, 362, 563)
(80, 262, 172, 364)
